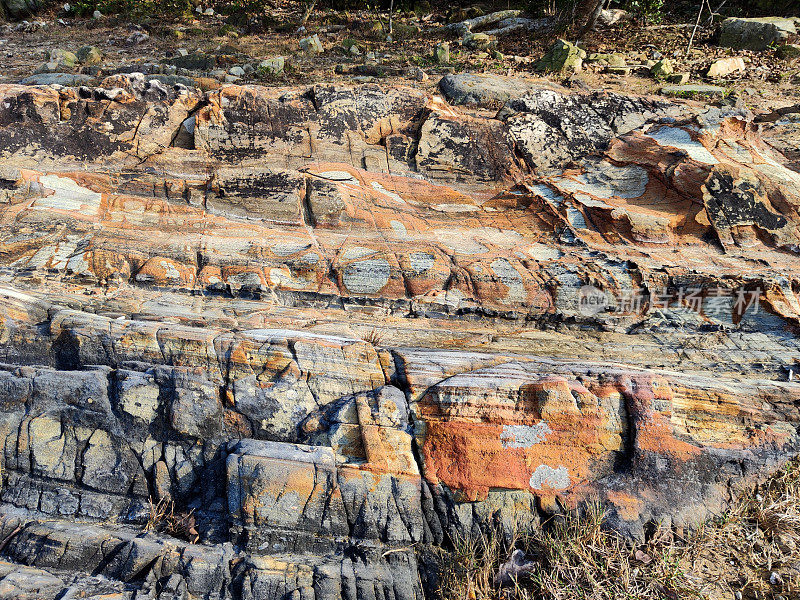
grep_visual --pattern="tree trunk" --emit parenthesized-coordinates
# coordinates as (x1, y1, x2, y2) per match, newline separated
(577, 0, 605, 38)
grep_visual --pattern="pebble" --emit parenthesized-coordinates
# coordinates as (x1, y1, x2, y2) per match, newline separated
(126, 31, 150, 46)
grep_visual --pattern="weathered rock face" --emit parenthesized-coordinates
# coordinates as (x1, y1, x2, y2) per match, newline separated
(718, 16, 798, 51)
(1, 76, 800, 599)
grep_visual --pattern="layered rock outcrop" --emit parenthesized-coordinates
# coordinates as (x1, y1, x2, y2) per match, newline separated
(1, 75, 799, 599)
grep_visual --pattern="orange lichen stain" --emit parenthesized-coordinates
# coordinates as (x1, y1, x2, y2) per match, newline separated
(135, 256, 196, 287)
(606, 490, 644, 522)
(223, 409, 252, 438)
(418, 411, 617, 501)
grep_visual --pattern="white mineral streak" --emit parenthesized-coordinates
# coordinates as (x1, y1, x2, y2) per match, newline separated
(529, 465, 570, 490)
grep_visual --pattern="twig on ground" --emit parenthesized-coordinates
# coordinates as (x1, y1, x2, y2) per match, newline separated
(0, 525, 22, 553)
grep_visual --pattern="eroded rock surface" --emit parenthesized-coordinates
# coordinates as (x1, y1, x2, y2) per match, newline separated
(1, 76, 800, 599)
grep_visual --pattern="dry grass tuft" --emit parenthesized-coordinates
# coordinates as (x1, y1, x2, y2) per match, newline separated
(683, 459, 800, 599)
(360, 329, 384, 346)
(435, 460, 800, 600)
(145, 496, 200, 543)
(437, 503, 698, 600)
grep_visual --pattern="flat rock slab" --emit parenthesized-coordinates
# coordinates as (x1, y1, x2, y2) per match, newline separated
(659, 83, 726, 98)
(439, 72, 562, 106)
(18, 73, 94, 86)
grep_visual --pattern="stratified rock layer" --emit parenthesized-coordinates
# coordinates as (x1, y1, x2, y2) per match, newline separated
(1, 75, 800, 599)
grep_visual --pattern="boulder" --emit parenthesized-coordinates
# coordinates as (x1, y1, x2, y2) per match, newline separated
(666, 72, 690, 84)
(76, 45, 103, 66)
(439, 72, 562, 106)
(166, 51, 217, 70)
(259, 56, 285, 75)
(650, 58, 673, 78)
(299, 33, 324, 54)
(706, 56, 745, 78)
(597, 8, 630, 27)
(47, 48, 78, 69)
(534, 39, 587, 72)
(464, 32, 493, 50)
(1, 0, 40, 18)
(719, 16, 798, 51)
(433, 41, 450, 64)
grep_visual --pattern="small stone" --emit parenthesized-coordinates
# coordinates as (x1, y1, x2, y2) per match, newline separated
(228, 65, 245, 77)
(92, 9, 102, 18)
(777, 44, 800, 59)
(194, 76, 220, 91)
(224, 74, 240, 83)
(299, 34, 324, 54)
(167, 52, 217, 71)
(126, 31, 150, 46)
(349, 44, 361, 56)
(35, 61, 60, 74)
(491, 50, 504, 60)
(666, 72, 690, 84)
(177, 48, 189, 56)
(473, 51, 489, 60)
(534, 39, 587, 73)
(586, 52, 626, 67)
(406, 66, 427, 81)
(48, 48, 78, 68)
(259, 56, 285, 75)
(464, 32, 492, 50)
(203, 7, 213, 15)
(770, 572, 783, 586)
(153, 460, 171, 501)
(76, 45, 103, 66)
(706, 56, 745, 78)
(433, 42, 449, 64)
(660, 83, 726, 98)
(651, 58, 673, 79)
